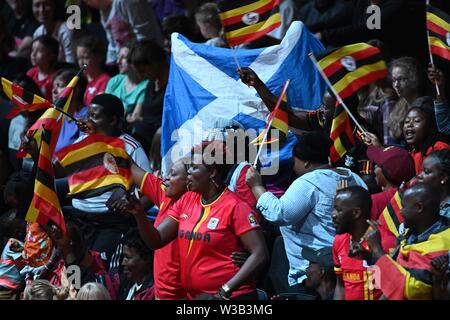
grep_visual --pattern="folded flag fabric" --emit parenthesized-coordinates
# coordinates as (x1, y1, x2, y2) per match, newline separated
(316, 43, 388, 100)
(55, 134, 133, 199)
(1, 77, 51, 119)
(218, 0, 281, 47)
(25, 128, 66, 233)
(427, 4, 450, 60)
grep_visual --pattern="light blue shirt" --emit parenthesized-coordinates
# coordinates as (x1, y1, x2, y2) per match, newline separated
(257, 167, 367, 286)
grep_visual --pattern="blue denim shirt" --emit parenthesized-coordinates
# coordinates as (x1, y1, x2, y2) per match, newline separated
(257, 167, 367, 286)
(434, 100, 450, 136)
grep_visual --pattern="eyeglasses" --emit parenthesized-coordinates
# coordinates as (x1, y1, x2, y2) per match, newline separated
(392, 77, 409, 85)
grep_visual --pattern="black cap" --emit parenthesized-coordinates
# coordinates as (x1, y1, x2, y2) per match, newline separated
(91, 93, 125, 119)
(302, 247, 334, 268)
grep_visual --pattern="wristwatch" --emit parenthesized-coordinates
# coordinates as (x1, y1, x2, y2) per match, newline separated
(219, 284, 232, 299)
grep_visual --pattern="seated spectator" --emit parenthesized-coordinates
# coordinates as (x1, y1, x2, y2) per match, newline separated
(76, 282, 111, 300)
(53, 69, 88, 153)
(302, 247, 335, 300)
(366, 145, 415, 220)
(74, 35, 110, 106)
(246, 131, 367, 298)
(332, 186, 395, 300)
(105, 44, 149, 129)
(26, 35, 59, 101)
(403, 98, 450, 174)
(114, 229, 154, 300)
(427, 65, 450, 136)
(32, 0, 74, 63)
(364, 183, 450, 300)
(194, 2, 227, 47)
(388, 57, 427, 145)
(23, 279, 69, 300)
(83, 0, 164, 64)
(128, 40, 169, 152)
(5, 0, 39, 59)
(417, 150, 450, 219)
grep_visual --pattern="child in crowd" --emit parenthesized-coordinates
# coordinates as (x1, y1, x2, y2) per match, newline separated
(75, 35, 110, 106)
(26, 35, 59, 101)
(105, 44, 148, 128)
(194, 2, 227, 47)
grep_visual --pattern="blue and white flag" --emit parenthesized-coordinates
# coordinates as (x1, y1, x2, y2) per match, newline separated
(162, 21, 326, 174)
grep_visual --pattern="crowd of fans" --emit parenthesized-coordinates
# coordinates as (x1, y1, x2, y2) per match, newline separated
(0, 0, 449, 300)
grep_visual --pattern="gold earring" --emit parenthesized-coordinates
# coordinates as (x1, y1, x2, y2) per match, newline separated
(210, 177, 219, 188)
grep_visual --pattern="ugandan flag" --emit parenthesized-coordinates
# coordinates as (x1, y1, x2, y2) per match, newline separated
(427, 5, 450, 60)
(55, 134, 133, 199)
(219, 0, 281, 47)
(251, 87, 289, 146)
(316, 43, 388, 100)
(378, 190, 403, 238)
(329, 102, 360, 164)
(25, 128, 66, 233)
(1, 77, 51, 119)
(24, 68, 84, 156)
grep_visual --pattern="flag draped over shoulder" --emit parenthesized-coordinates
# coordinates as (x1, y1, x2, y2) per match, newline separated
(55, 134, 132, 199)
(378, 190, 404, 238)
(427, 4, 450, 60)
(1, 77, 51, 119)
(25, 128, 66, 233)
(218, 0, 281, 47)
(316, 43, 388, 100)
(162, 21, 326, 174)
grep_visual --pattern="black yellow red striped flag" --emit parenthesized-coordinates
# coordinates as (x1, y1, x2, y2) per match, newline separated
(25, 128, 66, 233)
(218, 0, 281, 47)
(378, 190, 403, 238)
(1, 77, 51, 119)
(251, 81, 289, 146)
(427, 4, 450, 60)
(316, 43, 388, 100)
(55, 134, 133, 199)
(329, 103, 356, 164)
(25, 67, 84, 155)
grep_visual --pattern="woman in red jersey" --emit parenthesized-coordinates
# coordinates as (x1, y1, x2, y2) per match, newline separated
(115, 141, 268, 300)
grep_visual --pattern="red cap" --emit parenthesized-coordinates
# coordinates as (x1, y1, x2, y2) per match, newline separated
(367, 145, 415, 186)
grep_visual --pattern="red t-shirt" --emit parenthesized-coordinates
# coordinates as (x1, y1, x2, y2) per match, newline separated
(411, 141, 450, 174)
(167, 189, 260, 299)
(26, 67, 55, 101)
(140, 173, 185, 300)
(84, 73, 110, 106)
(333, 234, 384, 300)
(370, 187, 397, 221)
(235, 165, 257, 209)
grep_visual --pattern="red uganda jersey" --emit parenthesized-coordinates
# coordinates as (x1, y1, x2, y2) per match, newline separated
(333, 234, 389, 300)
(234, 165, 257, 209)
(84, 73, 110, 106)
(26, 67, 55, 101)
(140, 173, 185, 300)
(411, 141, 450, 174)
(167, 189, 260, 299)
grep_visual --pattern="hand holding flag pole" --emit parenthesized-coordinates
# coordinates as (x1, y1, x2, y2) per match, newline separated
(308, 52, 367, 135)
(252, 79, 290, 168)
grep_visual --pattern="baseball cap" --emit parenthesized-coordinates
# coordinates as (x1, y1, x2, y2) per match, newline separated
(367, 145, 415, 186)
(302, 247, 334, 268)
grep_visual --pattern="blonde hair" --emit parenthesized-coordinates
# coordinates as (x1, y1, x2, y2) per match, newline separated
(76, 282, 111, 300)
(388, 97, 409, 141)
(23, 280, 69, 300)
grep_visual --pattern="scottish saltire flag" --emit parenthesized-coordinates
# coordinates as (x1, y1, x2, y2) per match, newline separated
(162, 21, 326, 174)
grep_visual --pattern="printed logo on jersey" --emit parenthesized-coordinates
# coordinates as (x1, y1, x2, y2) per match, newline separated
(207, 218, 220, 230)
(248, 214, 259, 227)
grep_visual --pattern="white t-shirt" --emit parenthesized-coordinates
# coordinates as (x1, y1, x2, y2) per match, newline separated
(33, 22, 74, 63)
(71, 133, 150, 213)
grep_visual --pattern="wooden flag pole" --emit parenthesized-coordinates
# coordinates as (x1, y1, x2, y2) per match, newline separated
(426, 0, 442, 96)
(308, 52, 367, 135)
(253, 79, 291, 168)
